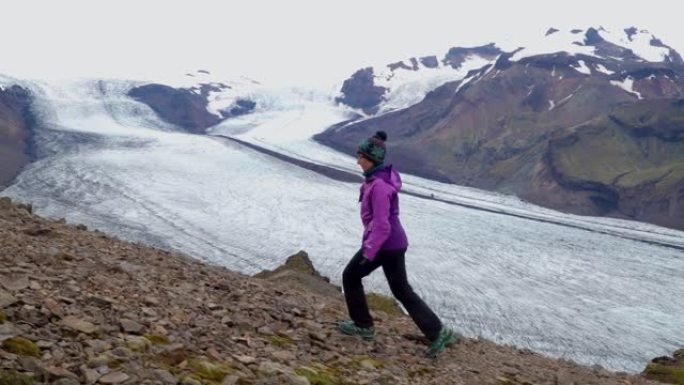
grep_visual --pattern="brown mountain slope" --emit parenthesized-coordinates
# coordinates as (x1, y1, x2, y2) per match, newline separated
(0, 197, 663, 384)
(316, 54, 684, 229)
(0, 86, 32, 188)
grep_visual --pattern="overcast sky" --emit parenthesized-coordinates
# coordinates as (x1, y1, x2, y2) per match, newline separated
(2, 0, 682, 87)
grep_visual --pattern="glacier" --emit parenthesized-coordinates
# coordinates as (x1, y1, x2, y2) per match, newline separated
(1, 77, 683, 373)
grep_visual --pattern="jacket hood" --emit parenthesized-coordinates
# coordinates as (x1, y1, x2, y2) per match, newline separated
(371, 165, 402, 192)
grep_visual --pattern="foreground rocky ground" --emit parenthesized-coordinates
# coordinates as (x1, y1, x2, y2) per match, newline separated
(0, 197, 677, 384)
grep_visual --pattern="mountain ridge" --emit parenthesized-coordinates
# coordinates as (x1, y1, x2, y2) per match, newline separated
(317, 26, 684, 230)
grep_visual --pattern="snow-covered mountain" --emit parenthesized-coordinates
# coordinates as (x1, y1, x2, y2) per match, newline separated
(1, 27, 684, 373)
(322, 27, 684, 230)
(336, 27, 683, 116)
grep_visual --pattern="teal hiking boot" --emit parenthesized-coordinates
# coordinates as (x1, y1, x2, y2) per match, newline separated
(337, 320, 376, 341)
(425, 328, 459, 358)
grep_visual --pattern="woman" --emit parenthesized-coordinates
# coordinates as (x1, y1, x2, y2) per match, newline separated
(337, 130, 457, 358)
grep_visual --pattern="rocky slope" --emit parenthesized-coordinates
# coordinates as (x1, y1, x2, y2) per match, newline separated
(0, 197, 669, 385)
(0, 85, 33, 188)
(318, 28, 684, 230)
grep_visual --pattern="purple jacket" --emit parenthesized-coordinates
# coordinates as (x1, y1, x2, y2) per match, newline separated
(359, 165, 409, 260)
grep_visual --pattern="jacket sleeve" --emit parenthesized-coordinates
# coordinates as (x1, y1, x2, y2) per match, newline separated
(362, 182, 392, 260)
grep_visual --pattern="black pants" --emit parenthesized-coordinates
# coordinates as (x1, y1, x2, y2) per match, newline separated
(342, 248, 442, 341)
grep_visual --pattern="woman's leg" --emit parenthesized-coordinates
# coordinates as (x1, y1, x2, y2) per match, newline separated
(381, 249, 442, 341)
(342, 248, 383, 328)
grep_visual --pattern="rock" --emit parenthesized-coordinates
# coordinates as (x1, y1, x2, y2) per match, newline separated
(86, 339, 112, 354)
(53, 379, 80, 385)
(141, 307, 158, 317)
(233, 355, 256, 365)
(82, 365, 102, 384)
(98, 371, 130, 384)
(52, 378, 81, 385)
(258, 360, 292, 375)
(0, 322, 17, 341)
(60, 316, 99, 334)
(120, 319, 144, 334)
(207, 346, 222, 361)
(110, 347, 133, 359)
(221, 375, 241, 385)
(35, 340, 55, 349)
(286, 374, 311, 385)
(88, 354, 114, 368)
(152, 368, 177, 384)
(309, 331, 326, 342)
(0, 289, 17, 308)
(86, 295, 115, 308)
(43, 298, 63, 317)
(1, 275, 30, 291)
(143, 296, 160, 306)
(272, 350, 295, 363)
(18, 357, 78, 380)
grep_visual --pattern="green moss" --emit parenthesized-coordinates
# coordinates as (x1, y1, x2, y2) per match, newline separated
(2, 336, 41, 357)
(408, 366, 435, 377)
(366, 293, 404, 317)
(643, 363, 684, 384)
(295, 366, 337, 385)
(262, 334, 292, 347)
(144, 333, 170, 345)
(0, 370, 36, 385)
(188, 358, 232, 383)
(126, 336, 151, 352)
(0, 311, 6, 324)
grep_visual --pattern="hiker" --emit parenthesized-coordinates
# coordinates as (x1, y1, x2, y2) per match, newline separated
(337, 130, 457, 358)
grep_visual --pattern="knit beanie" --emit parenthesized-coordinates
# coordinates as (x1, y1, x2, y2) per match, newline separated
(357, 131, 387, 164)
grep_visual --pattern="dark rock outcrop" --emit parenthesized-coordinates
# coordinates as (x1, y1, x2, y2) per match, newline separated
(335, 67, 387, 114)
(643, 350, 684, 384)
(128, 84, 221, 134)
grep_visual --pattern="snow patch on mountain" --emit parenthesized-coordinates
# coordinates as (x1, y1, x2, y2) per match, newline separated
(511, 29, 597, 61)
(372, 55, 492, 113)
(572, 60, 592, 75)
(599, 28, 671, 62)
(510, 27, 673, 63)
(610, 77, 643, 99)
(595, 63, 614, 75)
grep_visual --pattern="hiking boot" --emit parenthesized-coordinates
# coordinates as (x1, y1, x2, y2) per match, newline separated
(337, 320, 376, 341)
(425, 328, 458, 358)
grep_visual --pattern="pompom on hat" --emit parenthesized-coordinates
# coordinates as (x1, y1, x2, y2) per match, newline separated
(357, 131, 388, 164)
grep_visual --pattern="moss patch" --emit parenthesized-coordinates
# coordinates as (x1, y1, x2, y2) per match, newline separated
(152, 348, 192, 369)
(262, 334, 292, 347)
(350, 355, 384, 371)
(144, 333, 170, 345)
(366, 293, 403, 317)
(2, 336, 41, 357)
(643, 363, 684, 384)
(408, 365, 435, 378)
(0, 311, 6, 324)
(295, 365, 337, 385)
(0, 370, 36, 385)
(187, 358, 232, 383)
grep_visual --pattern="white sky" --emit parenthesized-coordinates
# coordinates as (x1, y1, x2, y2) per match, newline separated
(2, 0, 682, 87)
